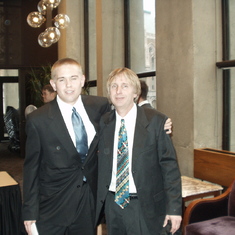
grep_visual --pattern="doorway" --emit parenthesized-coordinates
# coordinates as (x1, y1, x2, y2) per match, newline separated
(0, 75, 19, 142)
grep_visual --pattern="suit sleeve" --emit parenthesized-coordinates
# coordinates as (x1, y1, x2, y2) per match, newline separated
(158, 118, 182, 216)
(22, 116, 41, 221)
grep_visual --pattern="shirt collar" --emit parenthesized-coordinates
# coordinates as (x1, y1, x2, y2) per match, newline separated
(138, 100, 150, 107)
(115, 103, 137, 122)
(56, 95, 82, 113)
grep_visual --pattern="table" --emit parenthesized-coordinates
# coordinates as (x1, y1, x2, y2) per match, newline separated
(0, 171, 23, 235)
(181, 175, 223, 211)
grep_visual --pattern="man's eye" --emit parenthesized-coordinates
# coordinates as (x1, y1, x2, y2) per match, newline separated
(111, 84, 117, 89)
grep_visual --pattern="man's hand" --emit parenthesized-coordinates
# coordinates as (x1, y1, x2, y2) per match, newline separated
(24, 220, 36, 235)
(163, 215, 182, 234)
(164, 118, 172, 134)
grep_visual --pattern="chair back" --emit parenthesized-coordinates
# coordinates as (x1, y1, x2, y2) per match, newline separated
(228, 179, 235, 216)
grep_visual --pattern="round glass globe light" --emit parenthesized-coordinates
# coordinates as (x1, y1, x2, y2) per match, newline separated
(54, 14, 70, 29)
(43, 0, 61, 8)
(37, 0, 47, 15)
(27, 12, 45, 28)
(38, 32, 53, 48)
(45, 27, 61, 43)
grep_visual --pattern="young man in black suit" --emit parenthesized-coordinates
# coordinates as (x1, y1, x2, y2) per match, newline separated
(96, 68, 182, 235)
(23, 58, 111, 235)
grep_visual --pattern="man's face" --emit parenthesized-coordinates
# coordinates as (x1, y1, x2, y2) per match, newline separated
(109, 74, 137, 114)
(50, 64, 85, 106)
(42, 89, 55, 103)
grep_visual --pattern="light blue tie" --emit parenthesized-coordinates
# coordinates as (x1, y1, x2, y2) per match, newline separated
(115, 119, 130, 209)
(71, 107, 88, 163)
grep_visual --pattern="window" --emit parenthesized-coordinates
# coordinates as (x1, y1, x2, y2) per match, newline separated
(129, 0, 156, 107)
(85, 0, 156, 105)
(216, 0, 235, 151)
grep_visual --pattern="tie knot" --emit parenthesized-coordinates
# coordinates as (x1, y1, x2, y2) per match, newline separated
(72, 107, 76, 113)
(121, 119, 125, 124)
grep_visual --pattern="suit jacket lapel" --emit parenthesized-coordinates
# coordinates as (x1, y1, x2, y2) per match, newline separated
(48, 99, 79, 159)
(102, 111, 116, 167)
(80, 95, 100, 162)
(132, 106, 149, 164)
(81, 95, 100, 132)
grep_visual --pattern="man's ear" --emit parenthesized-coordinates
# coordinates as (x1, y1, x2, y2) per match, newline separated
(50, 79, 56, 91)
(81, 75, 86, 87)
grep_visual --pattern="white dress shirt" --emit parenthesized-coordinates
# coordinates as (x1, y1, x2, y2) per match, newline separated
(109, 104, 137, 193)
(57, 95, 96, 148)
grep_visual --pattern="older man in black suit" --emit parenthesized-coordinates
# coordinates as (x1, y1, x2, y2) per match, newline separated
(23, 58, 110, 235)
(96, 68, 182, 235)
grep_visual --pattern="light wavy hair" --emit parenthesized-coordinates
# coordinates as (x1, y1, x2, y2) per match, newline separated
(106, 67, 141, 103)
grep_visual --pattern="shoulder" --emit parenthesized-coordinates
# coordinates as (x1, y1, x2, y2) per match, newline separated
(141, 103, 153, 109)
(140, 105, 166, 117)
(27, 100, 57, 121)
(138, 106, 167, 123)
(100, 109, 115, 124)
(81, 94, 109, 106)
(81, 95, 111, 117)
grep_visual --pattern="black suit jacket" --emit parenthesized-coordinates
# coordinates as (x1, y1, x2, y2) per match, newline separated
(96, 105, 182, 233)
(140, 102, 153, 109)
(22, 95, 110, 226)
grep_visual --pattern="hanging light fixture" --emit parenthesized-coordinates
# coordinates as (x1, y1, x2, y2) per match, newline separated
(27, 0, 70, 48)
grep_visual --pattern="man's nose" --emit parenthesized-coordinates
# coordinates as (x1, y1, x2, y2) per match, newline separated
(116, 86, 122, 93)
(66, 79, 72, 87)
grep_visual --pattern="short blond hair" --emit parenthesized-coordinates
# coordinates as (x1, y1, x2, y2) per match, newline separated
(106, 67, 141, 103)
(51, 58, 83, 80)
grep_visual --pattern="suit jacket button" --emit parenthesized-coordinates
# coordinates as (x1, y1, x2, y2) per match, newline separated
(56, 146, 61, 150)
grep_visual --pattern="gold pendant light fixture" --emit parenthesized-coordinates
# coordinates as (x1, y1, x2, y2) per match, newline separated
(27, 0, 70, 48)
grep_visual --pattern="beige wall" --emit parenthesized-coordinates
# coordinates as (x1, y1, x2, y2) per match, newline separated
(156, 0, 223, 176)
(58, 0, 85, 65)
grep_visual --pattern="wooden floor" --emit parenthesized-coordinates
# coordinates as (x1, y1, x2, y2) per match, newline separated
(0, 142, 24, 190)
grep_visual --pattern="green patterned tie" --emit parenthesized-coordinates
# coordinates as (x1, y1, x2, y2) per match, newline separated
(114, 119, 130, 209)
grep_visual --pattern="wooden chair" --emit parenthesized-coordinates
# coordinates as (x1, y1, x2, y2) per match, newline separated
(183, 178, 235, 234)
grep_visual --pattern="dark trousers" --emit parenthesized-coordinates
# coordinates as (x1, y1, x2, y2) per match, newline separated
(36, 183, 96, 235)
(104, 191, 150, 235)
